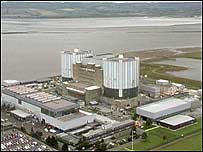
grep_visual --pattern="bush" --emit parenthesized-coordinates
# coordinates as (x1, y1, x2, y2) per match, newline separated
(76, 138, 90, 150)
(131, 111, 138, 120)
(146, 119, 152, 127)
(95, 139, 107, 151)
(62, 143, 69, 151)
(142, 132, 148, 140)
(46, 136, 51, 145)
(20, 126, 26, 133)
(163, 135, 167, 141)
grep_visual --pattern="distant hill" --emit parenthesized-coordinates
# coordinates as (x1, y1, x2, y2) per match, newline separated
(1, 2, 202, 18)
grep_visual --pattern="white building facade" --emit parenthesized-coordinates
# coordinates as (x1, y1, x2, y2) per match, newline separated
(61, 49, 93, 80)
(103, 55, 140, 98)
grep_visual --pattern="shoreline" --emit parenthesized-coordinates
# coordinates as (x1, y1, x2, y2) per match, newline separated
(1, 15, 202, 19)
(124, 46, 202, 61)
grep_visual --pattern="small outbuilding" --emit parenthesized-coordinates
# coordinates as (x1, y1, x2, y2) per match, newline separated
(158, 115, 196, 130)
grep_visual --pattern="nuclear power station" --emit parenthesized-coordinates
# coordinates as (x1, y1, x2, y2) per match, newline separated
(60, 49, 140, 103)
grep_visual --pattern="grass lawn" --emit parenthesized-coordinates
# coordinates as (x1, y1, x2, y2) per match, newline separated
(140, 63, 202, 89)
(120, 117, 202, 151)
(176, 51, 202, 60)
(157, 132, 202, 151)
(141, 123, 157, 130)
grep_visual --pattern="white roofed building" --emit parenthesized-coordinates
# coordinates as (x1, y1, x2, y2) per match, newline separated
(159, 115, 196, 130)
(136, 97, 191, 120)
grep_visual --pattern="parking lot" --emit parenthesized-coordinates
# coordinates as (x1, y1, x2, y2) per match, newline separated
(1, 129, 55, 151)
(1, 108, 57, 141)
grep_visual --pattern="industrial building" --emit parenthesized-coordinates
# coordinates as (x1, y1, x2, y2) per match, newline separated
(158, 115, 196, 130)
(59, 81, 102, 105)
(61, 50, 140, 100)
(10, 109, 32, 121)
(82, 119, 134, 144)
(156, 79, 169, 86)
(103, 55, 140, 99)
(1, 83, 96, 131)
(61, 48, 93, 81)
(136, 97, 191, 120)
(73, 62, 103, 87)
(140, 84, 160, 98)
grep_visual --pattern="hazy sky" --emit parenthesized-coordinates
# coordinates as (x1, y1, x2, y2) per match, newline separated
(1, 1, 201, 3)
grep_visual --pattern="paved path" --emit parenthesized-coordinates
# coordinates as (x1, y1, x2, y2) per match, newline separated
(145, 126, 159, 132)
(150, 131, 202, 151)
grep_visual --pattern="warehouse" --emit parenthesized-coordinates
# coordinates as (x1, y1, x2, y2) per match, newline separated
(1, 84, 96, 131)
(136, 97, 191, 120)
(158, 115, 196, 130)
(82, 119, 134, 144)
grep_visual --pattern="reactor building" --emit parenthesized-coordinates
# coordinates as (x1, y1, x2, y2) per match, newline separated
(60, 49, 140, 103)
(61, 48, 93, 81)
(103, 55, 140, 99)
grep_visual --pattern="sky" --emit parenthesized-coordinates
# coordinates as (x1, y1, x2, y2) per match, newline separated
(1, 1, 202, 3)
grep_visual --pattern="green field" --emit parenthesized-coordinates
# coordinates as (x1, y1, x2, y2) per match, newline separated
(157, 132, 202, 151)
(120, 117, 202, 151)
(140, 63, 202, 89)
(176, 51, 202, 60)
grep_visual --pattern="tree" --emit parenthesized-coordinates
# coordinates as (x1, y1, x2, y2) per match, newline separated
(62, 143, 69, 151)
(46, 136, 51, 145)
(77, 138, 90, 150)
(131, 111, 138, 120)
(162, 135, 167, 141)
(35, 131, 43, 139)
(51, 136, 58, 149)
(132, 125, 137, 131)
(100, 142, 107, 151)
(141, 132, 148, 141)
(20, 126, 26, 133)
(95, 139, 107, 151)
(31, 127, 34, 135)
(146, 118, 152, 128)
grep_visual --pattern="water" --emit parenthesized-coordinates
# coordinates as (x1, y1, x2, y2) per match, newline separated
(154, 58, 202, 81)
(1, 17, 202, 81)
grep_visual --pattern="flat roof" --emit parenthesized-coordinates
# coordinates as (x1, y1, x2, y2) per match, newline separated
(3, 80, 19, 85)
(137, 97, 189, 113)
(85, 86, 100, 91)
(43, 99, 78, 111)
(172, 82, 185, 87)
(70, 125, 92, 135)
(156, 79, 169, 82)
(2, 85, 79, 112)
(66, 86, 85, 94)
(10, 109, 31, 118)
(57, 132, 79, 145)
(57, 112, 85, 122)
(6, 85, 38, 95)
(95, 105, 112, 113)
(61, 50, 92, 55)
(159, 115, 195, 126)
(106, 57, 137, 62)
(55, 114, 96, 131)
(26, 92, 61, 103)
(64, 81, 97, 94)
(83, 119, 134, 137)
(89, 101, 98, 105)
